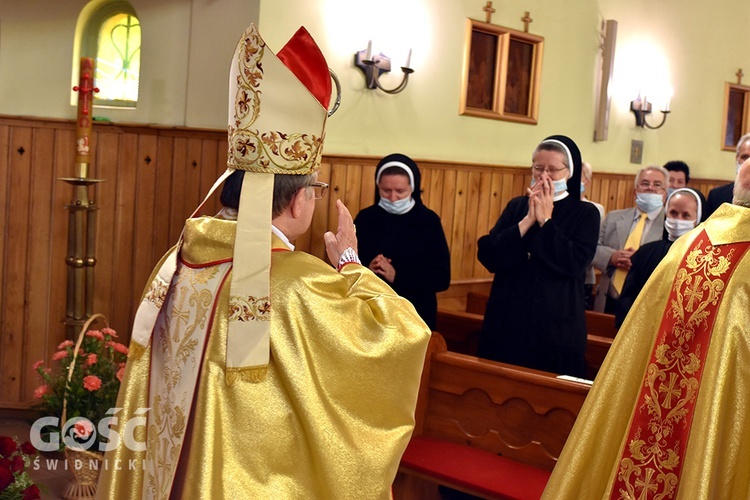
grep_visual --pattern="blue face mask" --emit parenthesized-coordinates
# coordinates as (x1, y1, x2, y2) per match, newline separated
(667, 187, 676, 196)
(580, 182, 585, 194)
(379, 196, 415, 215)
(635, 192, 664, 213)
(552, 178, 568, 194)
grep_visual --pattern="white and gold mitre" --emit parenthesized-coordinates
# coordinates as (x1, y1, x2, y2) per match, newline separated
(227, 24, 331, 174)
(227, 24, 332, 384)
(129, 24, 333, 385)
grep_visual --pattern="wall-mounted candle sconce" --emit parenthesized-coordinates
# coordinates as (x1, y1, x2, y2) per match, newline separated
(354, 41, 413, 94)
(630, 93, 671, 129)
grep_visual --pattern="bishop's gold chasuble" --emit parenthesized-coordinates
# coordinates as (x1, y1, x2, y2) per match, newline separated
(542, 203, 750, 499)
(96, 219, 431, 499)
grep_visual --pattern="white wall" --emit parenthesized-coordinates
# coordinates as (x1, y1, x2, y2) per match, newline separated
(0, 0, 259, 128)
(1, 0, 747, 180)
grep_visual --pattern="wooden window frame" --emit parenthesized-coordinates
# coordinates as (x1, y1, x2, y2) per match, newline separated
(459, 19, 544, 125)
(721, 82, 750, 151)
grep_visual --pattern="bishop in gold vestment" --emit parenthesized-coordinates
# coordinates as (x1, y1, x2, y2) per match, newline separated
(97, 22, 431, 499)
(543, 198, 750, 498)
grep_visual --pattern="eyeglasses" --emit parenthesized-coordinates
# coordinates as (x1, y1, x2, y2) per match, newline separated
(531, 165, 568, 174)
(636, 180, 665, 192)
(309, 181, 329, 200)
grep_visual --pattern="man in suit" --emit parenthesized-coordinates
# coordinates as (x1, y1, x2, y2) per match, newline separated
(705, 132, 750, 217)
(592, 165, 668, 313)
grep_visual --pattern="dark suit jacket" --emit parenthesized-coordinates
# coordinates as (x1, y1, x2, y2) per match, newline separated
(705, 182, 734, 218)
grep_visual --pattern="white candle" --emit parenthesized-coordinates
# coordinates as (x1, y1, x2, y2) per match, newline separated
(405, 48, 412, 68)
(663, 95, 671, 112)
(365, 40, 372, 61)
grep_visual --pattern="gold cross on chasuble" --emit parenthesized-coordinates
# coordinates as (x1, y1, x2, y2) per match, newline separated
(612, 212, 648, 294)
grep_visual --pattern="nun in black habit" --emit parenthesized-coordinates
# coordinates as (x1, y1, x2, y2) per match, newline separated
(354, 153, 451, 329)
(477, 135, 600, 377)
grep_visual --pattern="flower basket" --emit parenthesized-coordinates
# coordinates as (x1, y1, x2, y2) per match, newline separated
(56, 314, 109, 500)
(61, 447, 102, 500)
(33, 312, 128, 499)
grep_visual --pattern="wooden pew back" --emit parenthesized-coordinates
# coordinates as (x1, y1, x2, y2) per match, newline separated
(415, 333, 590, 471)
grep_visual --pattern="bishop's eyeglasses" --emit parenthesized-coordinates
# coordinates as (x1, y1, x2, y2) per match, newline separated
(309, 181, 329, 199)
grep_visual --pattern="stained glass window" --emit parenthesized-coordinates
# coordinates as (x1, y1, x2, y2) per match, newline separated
(95, 13, 141, 105)
(79, 2, 141, 108)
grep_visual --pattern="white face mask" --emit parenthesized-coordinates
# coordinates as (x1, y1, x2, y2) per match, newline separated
(635, 192, 664, 213)
(379, 196, 415, 215)
(664, 217, 696, 241)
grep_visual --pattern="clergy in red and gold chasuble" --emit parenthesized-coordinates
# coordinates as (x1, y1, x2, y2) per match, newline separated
(543, 203, 750, 499)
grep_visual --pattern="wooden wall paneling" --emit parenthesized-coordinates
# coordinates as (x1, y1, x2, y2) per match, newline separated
(198, 137, 221, 217)
(49, 130, 75, 349)
(91, 131, 120, 330)
(152, 136, 175, 265)
(461, 170, 482, 278)
(359, 164, 376, 212)
(471, 171, 494, 278)
(616, 178, 632, 211)
(185, 139, 205, 214)
(23, 127, 56, 400)
(425, 167, 445, 215)
(343, 162, 363, 213)
(169, 138, 189, 244)
(419, 168, 431, 206)
(439, 170, 457, 279)
(0, 125, 9, 389)
(131, 134, 159, 324)
(1, 126, 32, 402)
(450, 171, 469, 280)
(110, 133, 138, 336)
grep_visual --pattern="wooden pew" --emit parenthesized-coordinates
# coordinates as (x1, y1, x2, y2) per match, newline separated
(435, 307, 614, 380)
(393, 332, 591, 500)
(462, 291, 619, 341)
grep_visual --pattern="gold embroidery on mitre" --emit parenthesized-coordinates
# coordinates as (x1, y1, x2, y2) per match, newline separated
(228, 295, 271, 322)
(227, 27, 323, 175)
(612, 238, 739, 499)
(144, 277, 169, 309)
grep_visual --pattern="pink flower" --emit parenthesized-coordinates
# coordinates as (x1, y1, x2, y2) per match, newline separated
(73, 420, 94, 439)
(116, 365, 126, 382)
(52, 350, 68, 361)
(82, 375, 102, 391)
(85, 330, 104, 341)
(33, 385, 48, 399)
(32, 360, 44, 370)
(102, 327, 118, 338)
(107, 341, 129, 355)
(57, 340, 74, 350)
(86, 354, 97, 366)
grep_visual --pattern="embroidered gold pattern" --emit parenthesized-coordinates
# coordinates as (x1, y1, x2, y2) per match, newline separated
(145, 263, 229, 499)
(228, 295, 271, 322)
(612, 236, 745, 499)
(144, 277, 169, 309)
(227, 27, 323, 174)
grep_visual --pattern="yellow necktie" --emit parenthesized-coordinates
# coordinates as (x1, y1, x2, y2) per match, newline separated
(612, 212, 648, 294)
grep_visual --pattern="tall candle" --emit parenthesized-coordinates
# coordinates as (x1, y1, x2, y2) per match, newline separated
(405, 48, 412, 68)
(365, 40, 372, 61)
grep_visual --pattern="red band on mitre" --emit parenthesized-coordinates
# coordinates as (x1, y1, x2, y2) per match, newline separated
(277, 27, 331, 110)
